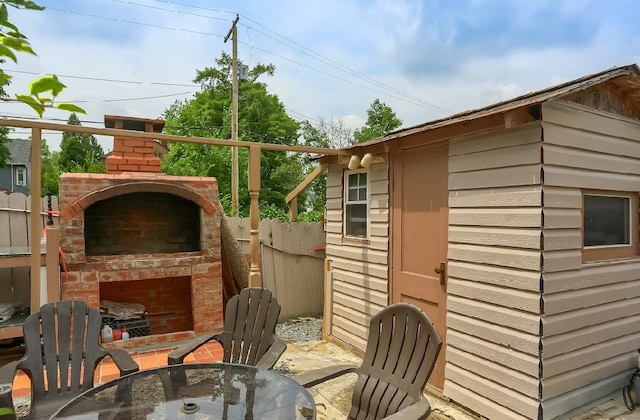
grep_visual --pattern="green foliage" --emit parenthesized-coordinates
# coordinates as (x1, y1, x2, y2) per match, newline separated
(0, 125, 9, 167)
(40, 138, 60, 195)
(59, 113, 105, 173)
(258, 201, 288, 222)
(162, 52, 303, 218)
(0, 1, 85, 116)
(297, 209, 323, 222)
(353, 99, 402, 144)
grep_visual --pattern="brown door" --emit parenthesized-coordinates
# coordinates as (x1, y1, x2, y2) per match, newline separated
(391, 142, 448, 389)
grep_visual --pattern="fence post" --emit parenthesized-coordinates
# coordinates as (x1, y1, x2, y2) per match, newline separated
(30, 127, 42, 312)
(248, 145, 262, 287)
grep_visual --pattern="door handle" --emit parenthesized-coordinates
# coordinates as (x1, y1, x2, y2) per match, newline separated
(434, 262, 447, 286)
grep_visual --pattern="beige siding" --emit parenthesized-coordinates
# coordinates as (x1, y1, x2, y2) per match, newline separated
(540, 101, 640, 410)
(445, 123, 544, 419)
(325, 162, 389, 353)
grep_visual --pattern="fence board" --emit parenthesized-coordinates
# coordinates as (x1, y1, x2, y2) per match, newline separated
(0, 193, 9, 248)
(226, 217, 326, 321)
(8, 193, 28, 247)
(0, 193, 59, 306)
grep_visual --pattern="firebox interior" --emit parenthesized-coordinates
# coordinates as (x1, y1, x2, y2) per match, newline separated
(84, 192, 201, 256)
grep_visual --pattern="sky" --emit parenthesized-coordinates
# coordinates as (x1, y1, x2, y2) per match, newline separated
(2, 0, 640, 152)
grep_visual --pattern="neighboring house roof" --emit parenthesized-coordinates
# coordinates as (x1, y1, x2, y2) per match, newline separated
(6, 138, 31, 165)
(345, 63, 640, 149)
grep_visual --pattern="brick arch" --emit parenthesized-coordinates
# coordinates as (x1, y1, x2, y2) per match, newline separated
(68, 181, 217, 217)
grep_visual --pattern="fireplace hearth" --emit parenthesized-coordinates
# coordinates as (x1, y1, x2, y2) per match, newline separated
(58, 115, 223, 347)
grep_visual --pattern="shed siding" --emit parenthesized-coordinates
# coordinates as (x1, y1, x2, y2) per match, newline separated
(540, 100, 640, 413)
(445, 123, 544, 419)
(325, 162, 390, 353)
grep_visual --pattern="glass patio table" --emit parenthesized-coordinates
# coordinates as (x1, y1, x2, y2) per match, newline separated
(51, 362, 316, 420)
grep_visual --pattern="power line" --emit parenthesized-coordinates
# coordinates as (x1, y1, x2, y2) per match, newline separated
(111, 0, 230, 22)
(45, 6, 226, 38)
(47, 2, 449, 114)
(6, 69, 198, 88)
(69, 91, 195, 103)
(237, 19, 451, 114)
(142, 0, 451, 113)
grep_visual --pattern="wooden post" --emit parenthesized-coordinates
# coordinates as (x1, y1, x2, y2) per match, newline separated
(288, 197, 298, 222)
(45, 226, 60, 302)
(30, 127, 42, 312)
(225, 14, 240, 214)
(248, 146, 262, 287)
(231, 23, 239, 214)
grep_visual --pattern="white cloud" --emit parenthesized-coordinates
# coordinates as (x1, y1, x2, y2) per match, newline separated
(0, 0, 638, 153)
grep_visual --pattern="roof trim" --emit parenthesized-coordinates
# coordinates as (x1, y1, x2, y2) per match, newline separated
(345, 64, 640, 150)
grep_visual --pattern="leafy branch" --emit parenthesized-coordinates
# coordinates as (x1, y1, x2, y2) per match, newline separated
(0, 0, 85, 116)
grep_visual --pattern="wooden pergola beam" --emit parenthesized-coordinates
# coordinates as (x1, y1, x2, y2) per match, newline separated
(285, 164, 327, 222)
(0, 118, 345, 298)
(0, 118, 347, 156)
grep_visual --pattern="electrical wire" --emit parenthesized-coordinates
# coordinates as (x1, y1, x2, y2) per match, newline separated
(44, 2, 449, 113)
(5, 69, 198, 88)
(68, 91, 195, 103)
(143, 0, 450, 113)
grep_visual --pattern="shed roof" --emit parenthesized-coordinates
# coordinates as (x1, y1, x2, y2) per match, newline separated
(346, 64, 640, 150)
(6, 138, 31, 164)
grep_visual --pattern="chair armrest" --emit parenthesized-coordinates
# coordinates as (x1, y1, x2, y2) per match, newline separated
(294, 364, 358, 388)
(0, 361, 18, 420)
(167, 333, 218, 365)
(383, 395, 431, 420)
(255, 337, 287, 370)
(104, 348, 139, 376)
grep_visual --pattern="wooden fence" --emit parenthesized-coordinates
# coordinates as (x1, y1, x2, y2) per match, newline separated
(0, 193, 325, 321)
(226, 217, 326, 321)
(0, 192, 59, 306)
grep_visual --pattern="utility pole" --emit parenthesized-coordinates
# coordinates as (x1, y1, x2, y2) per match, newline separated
(225, 14, 240, 214)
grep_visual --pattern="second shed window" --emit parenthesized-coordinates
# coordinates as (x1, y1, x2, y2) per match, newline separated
(583, 191, 638, 262)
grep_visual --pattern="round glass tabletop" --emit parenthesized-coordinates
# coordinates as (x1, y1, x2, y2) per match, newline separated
(51, 363, 316, 420)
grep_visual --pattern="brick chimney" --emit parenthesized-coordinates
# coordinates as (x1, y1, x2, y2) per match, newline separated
(104, 115, 165, 174)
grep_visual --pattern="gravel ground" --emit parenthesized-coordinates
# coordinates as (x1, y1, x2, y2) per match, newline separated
(276, 317, 323, 342)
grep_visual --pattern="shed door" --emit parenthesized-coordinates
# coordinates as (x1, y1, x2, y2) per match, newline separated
(391, 142, 448, 389)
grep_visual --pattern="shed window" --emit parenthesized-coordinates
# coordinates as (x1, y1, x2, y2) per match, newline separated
(344, 171, 368, 238)
(583, 191, 639, 262)
(15, 167, 26, 186)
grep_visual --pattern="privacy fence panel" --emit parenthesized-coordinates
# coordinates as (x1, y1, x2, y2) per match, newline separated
(226, 217, 326, 321)
(0, 192, 59, 305)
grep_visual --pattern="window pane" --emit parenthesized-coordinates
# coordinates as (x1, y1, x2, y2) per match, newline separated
(348, 187, 358, 201)
(346, 203, 367, 237)
(347, 173, 367, 203)
(584, 195, 630, 247)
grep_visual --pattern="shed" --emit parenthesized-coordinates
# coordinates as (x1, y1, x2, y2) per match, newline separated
(320, 64, 640, 420)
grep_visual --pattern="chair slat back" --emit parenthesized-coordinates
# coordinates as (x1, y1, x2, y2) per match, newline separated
(350, 303, 442, 420)
(219, 288, 281, 366)
(17, 301, 107, 404)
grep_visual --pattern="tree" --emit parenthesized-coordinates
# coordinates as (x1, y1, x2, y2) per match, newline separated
(0, 0, 85, 168)
(162, 52, 303, 217)
(41, 138, 60, 194)
(0, 1, 84, 116)
(59, 113, 105, 173)
(353, 99, 402, 144)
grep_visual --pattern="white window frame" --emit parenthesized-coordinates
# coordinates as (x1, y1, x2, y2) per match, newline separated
(343, 170, 369, 239)
(15, 167, 26, 186)
(582, 190, 639, 262)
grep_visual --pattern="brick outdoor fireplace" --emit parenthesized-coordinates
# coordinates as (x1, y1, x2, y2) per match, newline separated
(58, 115, 223, 347)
